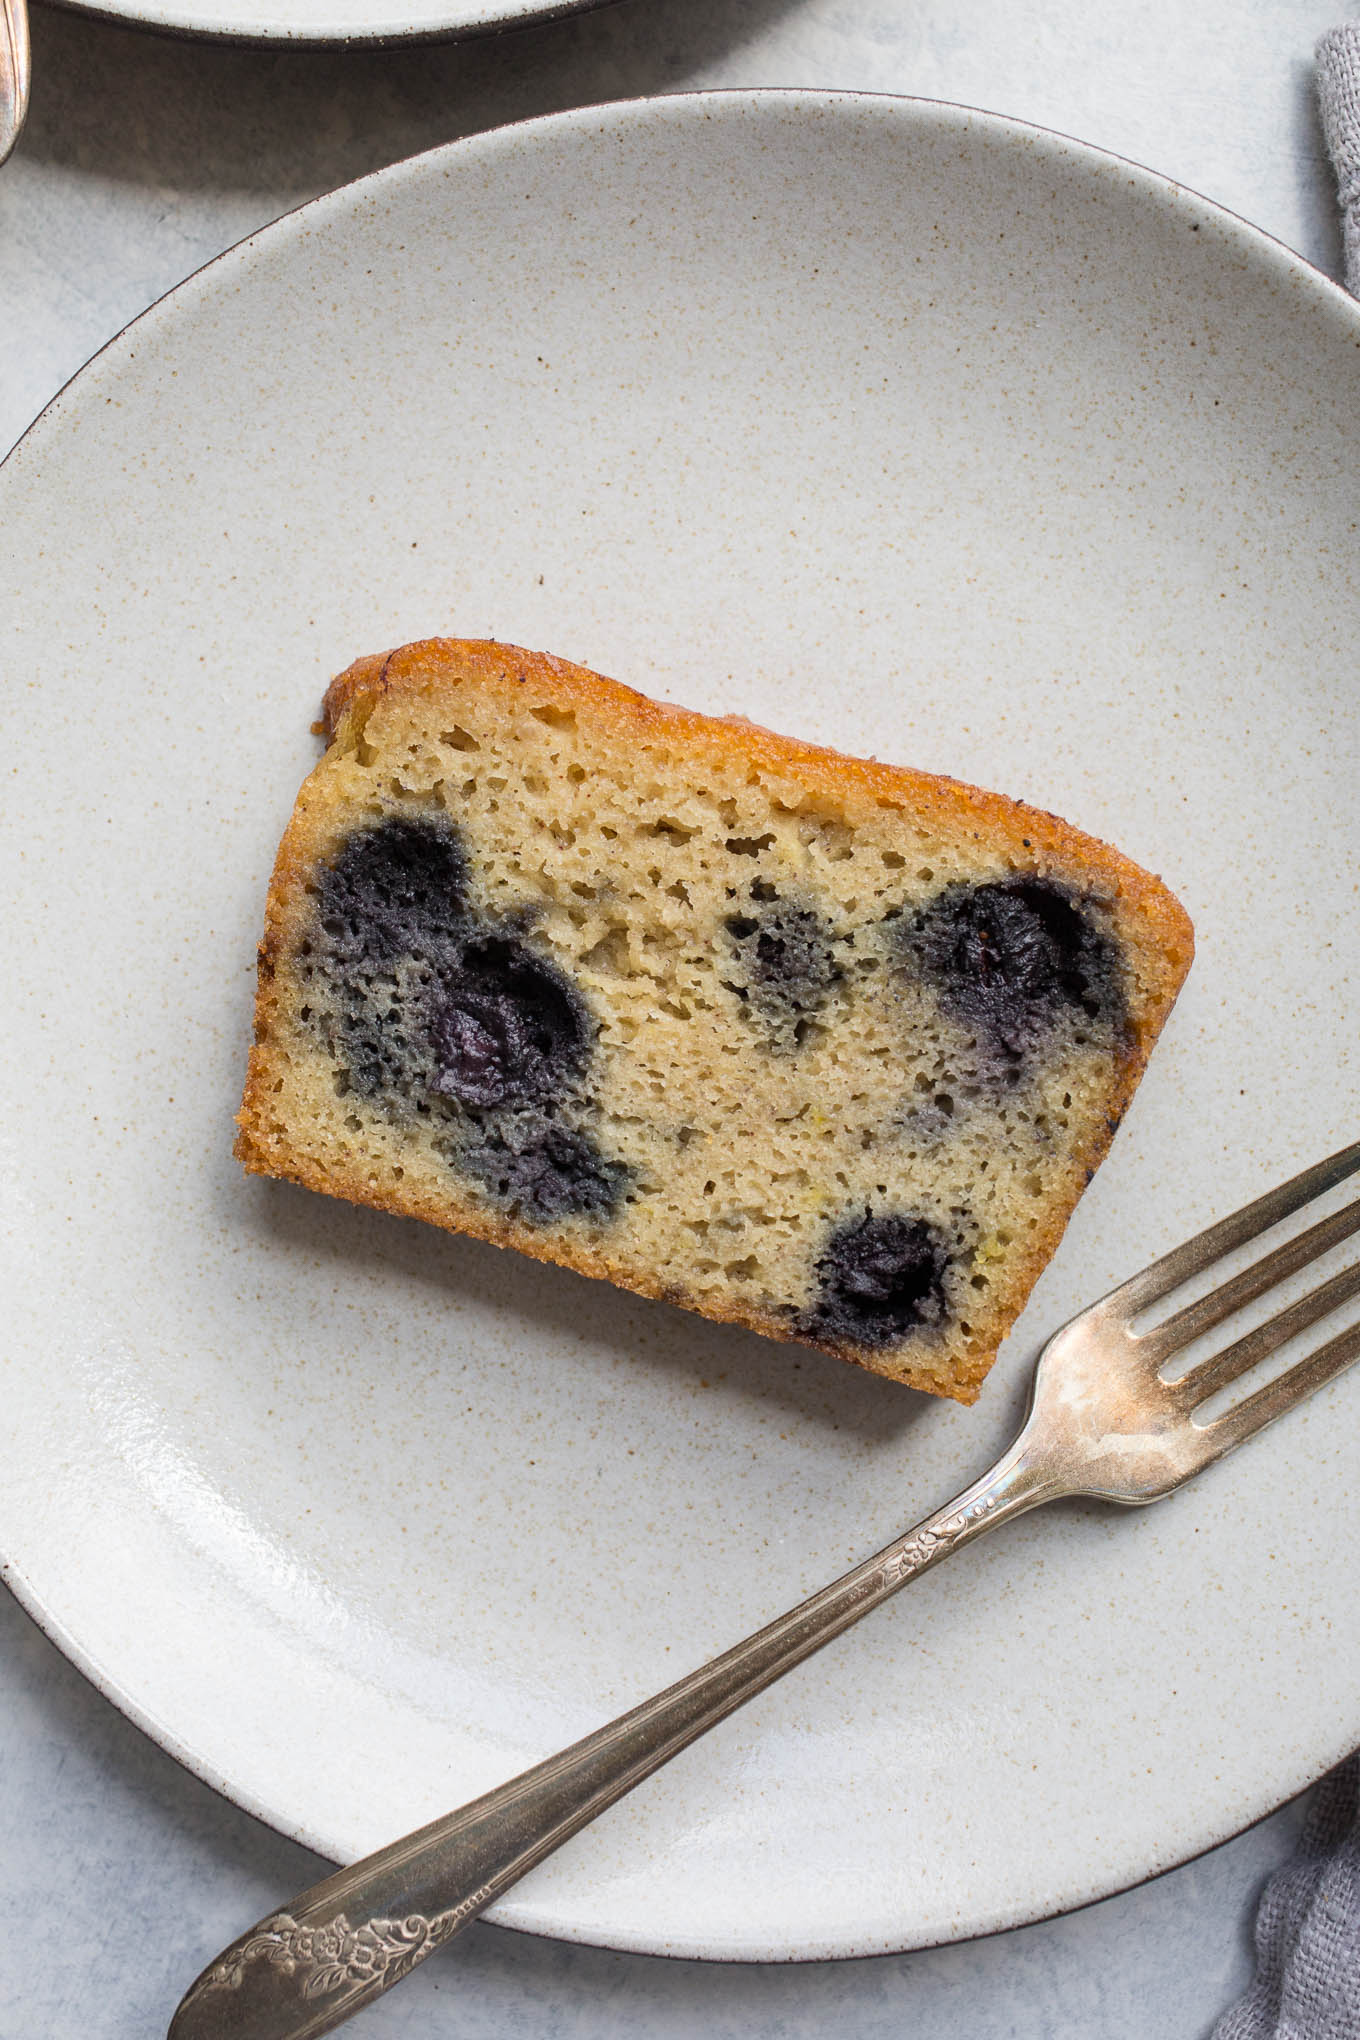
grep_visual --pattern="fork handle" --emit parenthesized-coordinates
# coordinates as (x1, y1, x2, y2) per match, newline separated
(170, 1435, 1060, 2040)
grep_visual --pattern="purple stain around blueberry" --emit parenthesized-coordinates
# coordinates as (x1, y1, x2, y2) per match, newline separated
(310, 818, 470, 1101)
(723, 884, 841, 1041)
(806, 1210, 952, 1347)
(460, 1121, 629, 1223)
(316, 815, 469, 963)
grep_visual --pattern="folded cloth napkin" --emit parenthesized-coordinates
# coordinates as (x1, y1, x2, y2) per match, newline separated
(1316, 23, 1360, 290)
(1212, 1757, 1360, 2040)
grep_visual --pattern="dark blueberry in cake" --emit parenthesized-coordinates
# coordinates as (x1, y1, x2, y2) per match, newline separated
(462, 1120, 629, 1223)
(431, 936, 590, 1110)
(897, 877, 1125, 1068)
(316, 816, 469, 965)
(805, 1210, 951, 1348)
(723, 886, 840, 1041)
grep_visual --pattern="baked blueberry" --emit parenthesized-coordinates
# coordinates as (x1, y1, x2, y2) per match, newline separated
(462, 1120, 629, 1224)
(723, 886, 840, 1041)
(805, 1210, 952, 1348)
(897, 877, 1125, 1069)
(431, 936, 590, 1110)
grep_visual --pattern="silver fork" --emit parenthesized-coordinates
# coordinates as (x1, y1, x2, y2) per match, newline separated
(170, 1141, 1360, 2040)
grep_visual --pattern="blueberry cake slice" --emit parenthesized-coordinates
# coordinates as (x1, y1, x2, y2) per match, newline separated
(237, 638, 1193, 1403)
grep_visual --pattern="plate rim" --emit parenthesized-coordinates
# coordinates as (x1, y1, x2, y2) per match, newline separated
(4, 86, 1358, 1961)
(7, 85, 1356, 477)
(6, 86, 1355, 480)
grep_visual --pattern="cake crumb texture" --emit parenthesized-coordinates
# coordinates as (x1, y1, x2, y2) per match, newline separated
(237, 637, 1193, 1403)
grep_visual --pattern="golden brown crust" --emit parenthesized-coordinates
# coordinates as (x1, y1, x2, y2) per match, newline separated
(239, 637, 1194, 1403)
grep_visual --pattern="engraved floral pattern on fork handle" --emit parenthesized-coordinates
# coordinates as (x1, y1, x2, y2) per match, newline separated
(877, 1488, 1006, 1584)
(179, 1893, 493, 2019)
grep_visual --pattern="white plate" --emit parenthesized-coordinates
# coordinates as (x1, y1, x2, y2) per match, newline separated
(2, 91, 1359, 1962)
(60, 0, 613, 51)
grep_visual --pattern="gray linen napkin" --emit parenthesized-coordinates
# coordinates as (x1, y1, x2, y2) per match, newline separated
(1316, 23, 1360, 290)
(1212, 1759, 1360, 2039)
(1208, 46, 1360, 2039)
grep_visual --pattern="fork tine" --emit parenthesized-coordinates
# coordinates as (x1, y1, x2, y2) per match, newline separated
(1138, 1193, 1360, 1365)
(1106, 1140, 1360, 1317)
(1169, 1257, 1360, 1408)
(1194, 1319, 1360, 1462)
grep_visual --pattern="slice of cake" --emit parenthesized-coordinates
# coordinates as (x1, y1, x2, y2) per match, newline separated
(237, 638, 1193, 1402)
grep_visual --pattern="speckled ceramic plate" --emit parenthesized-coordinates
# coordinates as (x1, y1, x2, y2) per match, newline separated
(2, 92, 1358, 1961)
(56, 0, 614, 51)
